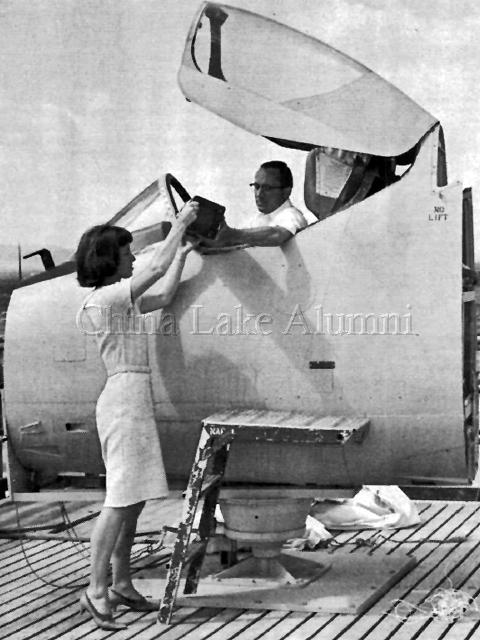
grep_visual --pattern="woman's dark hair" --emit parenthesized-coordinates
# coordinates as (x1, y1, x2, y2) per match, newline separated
(76, 224, 133, 287)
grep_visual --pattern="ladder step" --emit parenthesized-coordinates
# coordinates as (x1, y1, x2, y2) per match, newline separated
(200, 473, 223, 496)
(163, 525, 199, 535)
(202, 410, 370, 445)
(184, 539, 207, 565)
(180, 473, 223, 499)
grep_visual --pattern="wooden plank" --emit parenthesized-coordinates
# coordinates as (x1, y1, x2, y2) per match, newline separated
(94, 608, 222, 640)
(435, 621, 480, 640)
(0, 538, 87, 576)
(10, 598, 198, 640)
(121, 608, 216, 640)
(240, 609, 337, 640)
(175, 610, 268, 640)
(387, 502, 475, 552)
(170, 608, 247, 640)
(3, 594, 94, 640)
(330, 537, 480, 638)
(0, 546, 88, 603)
(0, 541, 63, 578)
(0, 539, 46, 563)
(229, 611, 314, 640)
(385, 537, 480, 639)
(203, 409, 365, 430)
(0, 545, 165, 624)
(202, 410, 370, 445)
(323, 501, 433, 547)
(438, 552, 480, 640)
(217, 610, 297, 640)
(0, 544, 163, 625)
(1, 500, 480, 640)
(255, 611, 322, 640)
(174, 549, 414, 614)
(0, 590, 83, 638)
(0, 550, 168, 640)
(0, 563, 87, 619)
(319, 501, 450, 559)
(0, 541, 79, 586)
(297, 501, 480, 639)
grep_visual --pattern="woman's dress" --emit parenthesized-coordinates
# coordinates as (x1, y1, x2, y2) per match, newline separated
(80, 278, 168, 507)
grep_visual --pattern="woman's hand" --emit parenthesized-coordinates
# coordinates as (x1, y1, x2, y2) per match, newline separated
(176, 200, 199, 230)
(179, 236, 201, 257)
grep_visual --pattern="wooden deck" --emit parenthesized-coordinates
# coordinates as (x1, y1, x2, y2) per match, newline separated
(2, 497, 480, 639)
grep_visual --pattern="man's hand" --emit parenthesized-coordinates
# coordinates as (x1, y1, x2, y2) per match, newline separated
(198, 222, 292, 250)
(199, 222, 236, 249)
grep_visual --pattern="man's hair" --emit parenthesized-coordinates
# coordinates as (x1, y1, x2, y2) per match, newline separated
(76, 224, 133, 288)
(260, 161, 293, 188)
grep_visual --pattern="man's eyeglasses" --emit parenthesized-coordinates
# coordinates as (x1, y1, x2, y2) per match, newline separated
(249, 182, 285, 193)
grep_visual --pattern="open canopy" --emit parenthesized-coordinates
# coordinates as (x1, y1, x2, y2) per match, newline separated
(179, 2, 438, 157)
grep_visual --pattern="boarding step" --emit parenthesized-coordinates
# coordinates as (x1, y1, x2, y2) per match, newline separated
(202, 409, 370, 445)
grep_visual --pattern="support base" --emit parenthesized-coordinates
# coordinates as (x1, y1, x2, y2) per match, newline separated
(135, 548, 416, 616)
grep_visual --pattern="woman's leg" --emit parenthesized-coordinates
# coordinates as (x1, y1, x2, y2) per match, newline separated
(87, 506, 126, 613)
(111, 501, 145, 597)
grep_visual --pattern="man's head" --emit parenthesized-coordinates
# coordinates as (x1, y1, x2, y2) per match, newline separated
(252, 161, 293, 214)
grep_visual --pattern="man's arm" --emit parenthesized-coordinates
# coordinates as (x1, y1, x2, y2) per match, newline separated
(207, 224, 293, 248)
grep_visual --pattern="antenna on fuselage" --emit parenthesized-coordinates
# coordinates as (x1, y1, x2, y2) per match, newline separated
(17, 244, 22, 280)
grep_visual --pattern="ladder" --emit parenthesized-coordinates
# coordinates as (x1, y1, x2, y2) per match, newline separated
(158, 408, 370, 624)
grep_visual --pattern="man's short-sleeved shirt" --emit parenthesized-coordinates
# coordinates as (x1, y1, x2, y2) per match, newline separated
(245, 199, 308, 236)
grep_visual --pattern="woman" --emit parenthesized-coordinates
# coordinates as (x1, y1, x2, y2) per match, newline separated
(75, 200, 198, 630)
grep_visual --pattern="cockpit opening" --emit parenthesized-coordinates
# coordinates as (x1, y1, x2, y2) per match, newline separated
(304, 143, 420, 222)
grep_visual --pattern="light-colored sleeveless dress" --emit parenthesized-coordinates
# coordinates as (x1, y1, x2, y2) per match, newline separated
(80, 278, 168, 507)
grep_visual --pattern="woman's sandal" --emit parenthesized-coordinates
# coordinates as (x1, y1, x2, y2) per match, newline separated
(79, 591, 127, 631)
(109, 587, 158, 612)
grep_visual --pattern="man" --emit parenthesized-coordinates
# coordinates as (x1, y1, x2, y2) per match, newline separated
(204, 161, 307, 248)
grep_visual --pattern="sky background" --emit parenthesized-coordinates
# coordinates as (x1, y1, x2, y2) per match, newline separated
(1, 0, 480, 258)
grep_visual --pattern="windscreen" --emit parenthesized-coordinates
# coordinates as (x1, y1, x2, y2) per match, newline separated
(191, 4, 362, 103)
(180, 3, 437, 156)
(109, 181, 174, 232)
(107, 179, 176, 253)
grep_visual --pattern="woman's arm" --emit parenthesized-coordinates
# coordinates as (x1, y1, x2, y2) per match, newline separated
(137, 240, 197, 313)
(130, 201, 198, 303)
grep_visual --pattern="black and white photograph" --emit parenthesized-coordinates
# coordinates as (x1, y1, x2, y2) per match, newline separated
(1, 1, 480, 638)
